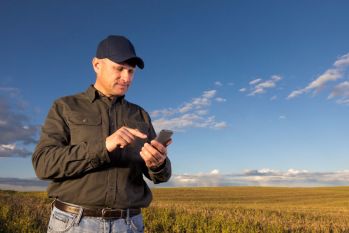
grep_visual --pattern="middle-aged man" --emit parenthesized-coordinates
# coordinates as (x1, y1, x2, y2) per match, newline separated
(32, 35, 172, 233)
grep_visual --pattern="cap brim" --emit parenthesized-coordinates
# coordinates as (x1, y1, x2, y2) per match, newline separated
(109, 56, 144, 69)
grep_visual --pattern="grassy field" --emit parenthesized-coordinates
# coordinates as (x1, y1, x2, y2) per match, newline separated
(1, 186, 349, 232)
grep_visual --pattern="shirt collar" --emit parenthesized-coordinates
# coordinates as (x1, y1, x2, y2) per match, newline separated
(85, 85, 125, 104)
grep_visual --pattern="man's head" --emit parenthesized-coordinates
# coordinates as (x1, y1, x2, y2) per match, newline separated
(93, 35, 144, 97)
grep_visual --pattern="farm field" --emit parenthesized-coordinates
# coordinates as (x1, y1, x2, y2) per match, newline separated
(1, 186, 349, 232)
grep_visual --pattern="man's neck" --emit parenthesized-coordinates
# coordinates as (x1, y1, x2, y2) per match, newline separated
(93, 85, 124, 102)
(93, 84, 110, 97)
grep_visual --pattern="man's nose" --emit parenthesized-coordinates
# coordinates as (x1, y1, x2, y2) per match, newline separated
(120, 70, 132, 82)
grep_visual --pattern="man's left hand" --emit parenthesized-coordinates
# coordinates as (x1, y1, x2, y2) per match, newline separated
(140, 140, 171, 169)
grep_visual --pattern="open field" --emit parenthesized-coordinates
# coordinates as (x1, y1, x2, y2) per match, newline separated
(1, 186, 349, 232)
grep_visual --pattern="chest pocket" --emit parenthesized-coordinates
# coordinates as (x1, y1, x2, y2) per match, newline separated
(68, 113, 102, 145)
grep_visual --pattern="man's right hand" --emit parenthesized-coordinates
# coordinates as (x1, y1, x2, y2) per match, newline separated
(105, 126, 147, 152)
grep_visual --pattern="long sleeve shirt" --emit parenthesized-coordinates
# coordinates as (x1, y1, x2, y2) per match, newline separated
(32, 85, 171, 209)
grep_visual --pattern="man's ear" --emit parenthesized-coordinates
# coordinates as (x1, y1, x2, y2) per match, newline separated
(92, 57, 101, 73)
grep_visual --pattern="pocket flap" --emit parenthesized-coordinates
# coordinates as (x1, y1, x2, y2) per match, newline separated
(68, 113, 101, 125)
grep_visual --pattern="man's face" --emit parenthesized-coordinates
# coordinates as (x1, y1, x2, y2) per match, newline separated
(93, 58, 135, 97)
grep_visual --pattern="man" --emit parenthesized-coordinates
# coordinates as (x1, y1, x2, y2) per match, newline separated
(32, 35, 172, 233)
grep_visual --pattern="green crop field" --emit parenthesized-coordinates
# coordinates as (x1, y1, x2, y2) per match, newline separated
(1, 186, 349, 232)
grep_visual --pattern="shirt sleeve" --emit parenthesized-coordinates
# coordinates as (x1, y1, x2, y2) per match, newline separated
(32, 100, 110, 180)
(147, 157, 172, 184)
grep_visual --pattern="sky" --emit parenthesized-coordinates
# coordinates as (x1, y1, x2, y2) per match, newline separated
(1, 0, 349, 189)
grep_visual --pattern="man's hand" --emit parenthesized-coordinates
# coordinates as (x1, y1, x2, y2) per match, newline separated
(140, 139, 172, 169)
(106, 126, 147, 152)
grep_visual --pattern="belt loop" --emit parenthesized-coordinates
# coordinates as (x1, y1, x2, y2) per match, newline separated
(74, 206, 83, 225)
(50, 198, 56, 212)
(126, 209, 131, 225)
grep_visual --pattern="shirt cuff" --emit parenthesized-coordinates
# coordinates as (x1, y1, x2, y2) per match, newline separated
(87, 139, 111, 168)
(149, 159, 167, 173)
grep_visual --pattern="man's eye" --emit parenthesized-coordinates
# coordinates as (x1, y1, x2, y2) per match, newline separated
(116, 67, 124, 72)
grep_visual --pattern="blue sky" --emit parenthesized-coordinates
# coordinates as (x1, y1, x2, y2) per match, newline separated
(1, 1, 349, 188)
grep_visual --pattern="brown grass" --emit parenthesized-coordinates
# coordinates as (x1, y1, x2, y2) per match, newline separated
(2, 186, 349, 232)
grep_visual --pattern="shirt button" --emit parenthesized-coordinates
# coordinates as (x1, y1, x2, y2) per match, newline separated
(90, 158, 99, 167)
(82, 119, 87, 123)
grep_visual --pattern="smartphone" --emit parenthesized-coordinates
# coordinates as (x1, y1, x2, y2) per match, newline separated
(155, 129, 173, 146)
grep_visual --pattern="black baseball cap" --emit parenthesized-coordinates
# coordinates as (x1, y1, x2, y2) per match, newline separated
(96, 35, 144, 69)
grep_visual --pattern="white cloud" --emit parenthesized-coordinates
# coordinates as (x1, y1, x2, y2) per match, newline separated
(239, 88, 247, 92)
(334, 53, 349, 67)
(287, 89, 305, 99)
(214, 81, 223, 86)
(150, 169, 349, 187)
(210, 169, 220, 175)
(288, 52, 349, 99)
(0, 92, 39, 157)
(151, 108, 177, 117)
(203, 90, 216, 98)
(336, 98, 349, 105)
(151, 90, 228, 132)
(286, 168, 308, 175)
(215, 97, 226, 102)
(212, 121, 228, 129)
(249, 88, 265, 96)
(248, 75, 282, 96)
(328, 81, 349, 99)
(306, 69, 341, 92)
(179, 103, 193, 113)
(196, 110, 209, 115)
(152, 114, 200, 131)
(328, 81, 349, 105)
(0, 144, 16, 151)
(249, 78, 262, 85)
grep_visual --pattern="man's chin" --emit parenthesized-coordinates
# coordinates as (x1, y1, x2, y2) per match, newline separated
(112, 89, 127, 96)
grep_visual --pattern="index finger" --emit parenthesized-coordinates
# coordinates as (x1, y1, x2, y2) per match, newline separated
(125, 127, 147, 139)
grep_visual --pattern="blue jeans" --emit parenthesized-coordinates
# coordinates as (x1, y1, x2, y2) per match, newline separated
(47, 206, 144, 233)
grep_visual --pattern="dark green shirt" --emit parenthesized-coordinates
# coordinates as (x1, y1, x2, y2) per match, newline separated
(32, 85, 171, 209)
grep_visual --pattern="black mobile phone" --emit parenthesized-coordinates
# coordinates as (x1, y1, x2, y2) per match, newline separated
(155, 129, 173, 146)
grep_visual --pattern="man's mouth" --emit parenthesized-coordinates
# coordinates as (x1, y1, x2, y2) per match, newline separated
(115, 83, 129, 88)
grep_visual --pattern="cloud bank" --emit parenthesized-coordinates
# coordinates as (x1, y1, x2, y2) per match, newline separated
(151, 89, 228, 132)
(151, 169, 349, 187)
(0, 88, 39, 157)
(0, 177, 48, 191)
(2, 168, 349, 191)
